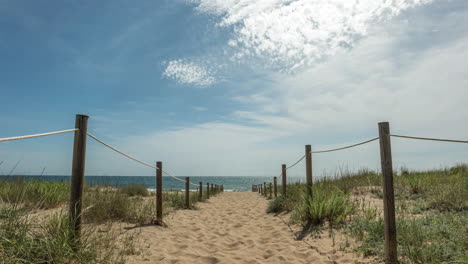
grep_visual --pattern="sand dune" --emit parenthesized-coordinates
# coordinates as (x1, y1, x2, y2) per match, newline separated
(126, 192, 368, 264)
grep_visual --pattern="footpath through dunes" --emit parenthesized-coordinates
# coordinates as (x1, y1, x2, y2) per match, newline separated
(127, 193, 365, 264)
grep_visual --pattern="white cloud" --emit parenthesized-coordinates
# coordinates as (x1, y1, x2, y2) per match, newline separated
(190, 0, 432, 72)
(163, 59, 216, 86)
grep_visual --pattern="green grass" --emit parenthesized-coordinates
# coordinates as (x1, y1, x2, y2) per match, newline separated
(347, 213, 467, 263)
(266, 164, 468, 263)
(0, 203, 134, 264)
(0, 179, 69, 209)
(298, 184, 355, 226)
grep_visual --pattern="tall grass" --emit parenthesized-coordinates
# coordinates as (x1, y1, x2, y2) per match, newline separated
(0, 203, 134, 264)
(299, 184, 355, 226)
(0, 179, 69, 209)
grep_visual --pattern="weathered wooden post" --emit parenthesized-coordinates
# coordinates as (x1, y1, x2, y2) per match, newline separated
(378, 122, 397, 263)
(156, 161, 163, 225)
(185, 177, 190, 209)
(206, 182, 210, 199)
(69, 114, 88, 242)
(211, 184, 214, 194)
(305, 144, 313, 198)
(263, 182, 267, 197)
(273, 177, 277, 197)
(269, 183, 272, 198)
(199, 182, 203, 201)
(258, 184, 261, 193)
(282, 164, 287, 196)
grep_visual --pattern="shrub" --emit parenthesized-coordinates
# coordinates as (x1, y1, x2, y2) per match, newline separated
(298, 185, 355, 226)
(120, 184, 149, 197)
(267, 195, 287, 214)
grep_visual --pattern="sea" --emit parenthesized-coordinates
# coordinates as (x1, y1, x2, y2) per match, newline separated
(0, 175, 306, 192)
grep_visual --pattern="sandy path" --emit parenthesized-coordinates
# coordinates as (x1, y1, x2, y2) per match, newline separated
(127, 193, 360, 264)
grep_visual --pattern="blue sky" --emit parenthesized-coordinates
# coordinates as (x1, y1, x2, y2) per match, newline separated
(1, 0, 467, 176)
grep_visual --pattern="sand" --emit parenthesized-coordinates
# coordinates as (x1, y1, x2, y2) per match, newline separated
(126, 192, 369, 264)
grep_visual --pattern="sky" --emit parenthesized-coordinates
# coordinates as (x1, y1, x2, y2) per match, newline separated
(0, 0, 467, 177)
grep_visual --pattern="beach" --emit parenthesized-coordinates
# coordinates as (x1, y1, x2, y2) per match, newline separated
(126, 192, 366, 264)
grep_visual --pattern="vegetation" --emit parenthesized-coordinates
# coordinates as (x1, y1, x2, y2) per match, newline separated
(0, 178, 223, 263)
(0, 179, 69, 209)
(119, 184, 149, 197)
(266, 164, 468, 263)
(0, 203, 136, 264)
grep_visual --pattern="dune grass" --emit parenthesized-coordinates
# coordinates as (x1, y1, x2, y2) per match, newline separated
(0, 202, 136, 264)
(266, 164, 467, 263)
(0, 179, 69, 209)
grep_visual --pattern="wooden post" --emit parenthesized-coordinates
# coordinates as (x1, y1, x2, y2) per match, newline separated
(199, 182, 203, 201)
(378, 122, 397, 263)
(305, 145, 313, 198)
(273, 177, 277, 197)
(269, 183, 272, 198)
(211, 184, 214, 193)
(69, 114, 88, 242)
(282, 164, 287, 196)
(263, 182, 266, 197)
(156, 161, 163, 225)
(206, 182, 210, 199)
(185, 177, 190, 209)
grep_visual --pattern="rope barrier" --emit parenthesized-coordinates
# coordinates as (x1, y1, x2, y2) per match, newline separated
(389, 134, 468, 143)
(86, 132, 198, 187)
(311, 137, 379, 153)
(87, 133, 156, 169)
(286, 154, 306, 170)
(0, 129, 78, 143)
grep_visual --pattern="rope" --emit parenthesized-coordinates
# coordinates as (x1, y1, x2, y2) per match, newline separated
(86, 132, 198, 187)
(311, 137, 379, 153)
(162, 169, 198, 187)
(390, 134, 468, 143)
(0, 129, 78, 143)
(87, 133, 156, 169)
(286, 154, 306, 170)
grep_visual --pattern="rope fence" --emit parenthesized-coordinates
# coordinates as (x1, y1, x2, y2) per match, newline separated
(87, 132, 198, 187)
(311, 137, 379, 154)
(259, 122, 467, 263)
(0, 114, 224, 238)
(1, 114, 467, 257)
(0, 128, 77, 142)
(286, 154, 306, 169)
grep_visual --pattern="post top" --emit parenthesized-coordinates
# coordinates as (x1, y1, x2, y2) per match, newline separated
(76, 114, 89, 118)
